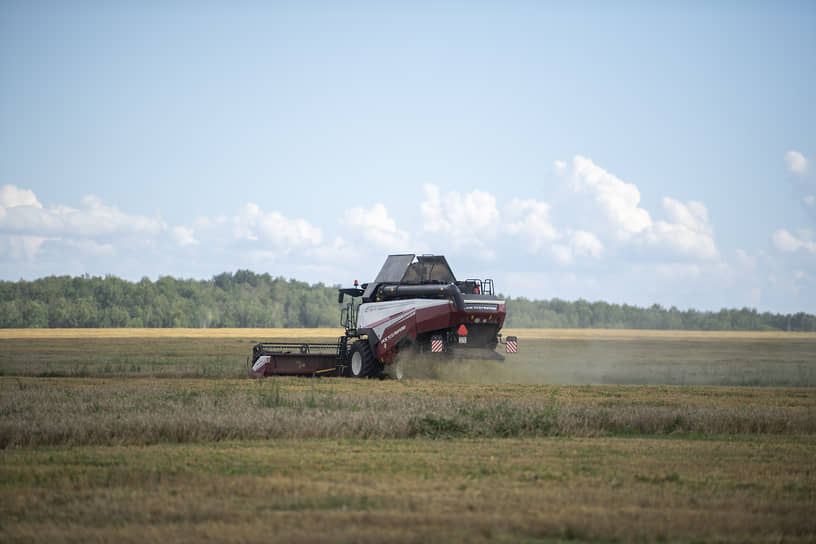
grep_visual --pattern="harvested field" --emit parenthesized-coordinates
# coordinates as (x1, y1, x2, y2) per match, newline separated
(2, 378, 815, 448)
(2, 436, 814, 543)
(1, 329, 815, 542)
(1, 328, 814, 386)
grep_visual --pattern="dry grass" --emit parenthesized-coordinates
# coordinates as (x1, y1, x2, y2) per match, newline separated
(3, 327, 814, 340)
(2, 330, 815, 386)
(503, 328, 816, 340)
(2, 378, 814, 448)
(0, 328, 346, 339)
(2, 437, 814, 543)
(2, 330, 815, 541)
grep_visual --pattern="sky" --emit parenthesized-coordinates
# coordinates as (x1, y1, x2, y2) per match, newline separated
(1, 1, 815, 313)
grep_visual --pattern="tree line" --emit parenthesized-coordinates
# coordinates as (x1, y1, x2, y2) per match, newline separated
(1, 271, 814, 331)
(0, 272, 339, 328)
(506, 297, 816, 331)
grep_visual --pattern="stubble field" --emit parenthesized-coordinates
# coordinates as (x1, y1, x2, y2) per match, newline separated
(1, 328, 815, 542)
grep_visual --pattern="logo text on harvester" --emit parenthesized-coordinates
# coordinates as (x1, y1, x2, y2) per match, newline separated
(384, 325, 406, 342)
(464, 304, 498, 312)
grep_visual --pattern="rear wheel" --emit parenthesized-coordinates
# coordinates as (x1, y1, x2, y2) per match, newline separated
(349, 340, 380, 378)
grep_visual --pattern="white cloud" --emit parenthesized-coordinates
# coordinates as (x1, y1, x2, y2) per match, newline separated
(785, 150, 808, 175)
(233, 203, 322, 247)
(421, 184, 605, 266)
(0, 185, 42, 209)
(0, 185, 176, 263)
(171, 226, 199, 247)
(561, 155, 652, 240)
(0, 235, 47, 261)
(420, 184, 500, 248)
(421, 187, 581, 263)
(552, 230, 604, 265)
(556, 157, 718, 260)
(804, 195, 815, 207)
(0, 185, 163, 238)
(662, 198, 710, 234)
(503, 198, 558, 250)
(647, 199, 719, 260)
(0, 186, 333, 269)
(772, 228, 816, 254)
(419, 184, 447, 233)
(422, 157, 720, 267)
(343, 203, 410, 249)
(570, 230, 604, 258)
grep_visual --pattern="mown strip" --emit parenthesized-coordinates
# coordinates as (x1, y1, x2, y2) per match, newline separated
(2, 378, 814, 448)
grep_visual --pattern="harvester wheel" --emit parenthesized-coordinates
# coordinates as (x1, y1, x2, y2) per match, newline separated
(350, 341, 379, 378)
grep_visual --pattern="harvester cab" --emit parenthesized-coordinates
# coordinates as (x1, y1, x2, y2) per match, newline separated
(249, 254, 518, 379)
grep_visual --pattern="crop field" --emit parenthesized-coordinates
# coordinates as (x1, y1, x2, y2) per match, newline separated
(1, 329, 815, 542)
(1, 328, 814, 386)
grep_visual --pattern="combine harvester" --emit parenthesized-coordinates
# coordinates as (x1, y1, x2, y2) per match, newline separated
(249, 254, 518, 379)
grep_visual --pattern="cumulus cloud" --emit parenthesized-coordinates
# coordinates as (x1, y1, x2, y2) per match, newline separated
(647, 198, 719, 260)
(343, 203, 410, 249)
(570, 230, 604, 258)
(0, 185, 163, 238)
(0, 185, 329, 271)
(662, 198, 710, 233)
(233, 203, 322, 247)
(772, 228, 816, 254)
(555, 157, 718, 260)
(171, 226, 199, 247)
(503, 198, 558, 250)
(419, 183, 606, 266)
(420, 184, 500, 249)
(561, 155, 652, 240)
(1, 185, 41, 209)
(785, 150, 808, 175)
(0, 184, 359, 277)
(421, 156, 720, 266)
(551, 230, 604, 265)
(0, 235, 47, 261)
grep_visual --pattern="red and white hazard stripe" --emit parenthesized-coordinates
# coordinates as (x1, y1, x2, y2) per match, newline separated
(431, 338, 444, 352)
(505, 339, 517, 353)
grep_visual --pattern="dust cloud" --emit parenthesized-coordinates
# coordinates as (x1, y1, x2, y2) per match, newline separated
(390, 335, 816, 387)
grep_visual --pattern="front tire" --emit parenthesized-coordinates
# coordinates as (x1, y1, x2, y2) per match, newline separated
(349, 340, 380, 378)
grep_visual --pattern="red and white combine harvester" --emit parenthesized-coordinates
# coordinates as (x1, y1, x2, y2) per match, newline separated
(249, 254, 518, 379)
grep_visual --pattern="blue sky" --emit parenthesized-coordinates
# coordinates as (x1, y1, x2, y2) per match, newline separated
(1, 1, 815, 313)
